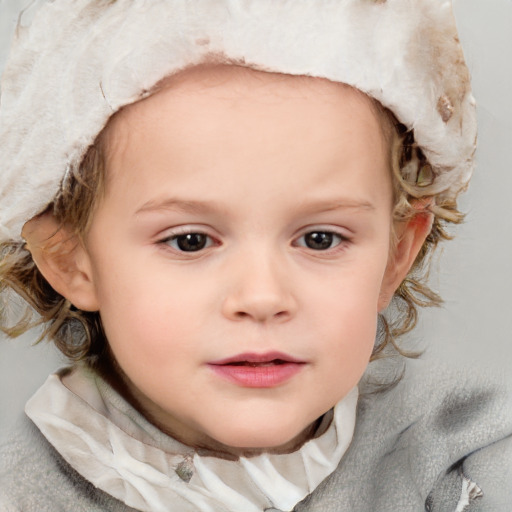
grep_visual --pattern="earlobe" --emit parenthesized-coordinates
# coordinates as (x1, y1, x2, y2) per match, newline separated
(378, 207, 433, 312)
(22, 212, 100, 312)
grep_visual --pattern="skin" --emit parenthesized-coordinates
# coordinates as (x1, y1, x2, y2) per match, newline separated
(24, 65, 431, 457)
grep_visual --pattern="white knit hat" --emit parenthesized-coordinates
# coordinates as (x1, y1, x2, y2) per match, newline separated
(0, 0, 476, 243)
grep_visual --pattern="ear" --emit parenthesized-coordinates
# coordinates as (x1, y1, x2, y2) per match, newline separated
(378, 203, 433, 312)
(22, 212, 100, 311)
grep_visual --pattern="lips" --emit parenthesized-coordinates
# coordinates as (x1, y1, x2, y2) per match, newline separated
(207, 352, 306, 388)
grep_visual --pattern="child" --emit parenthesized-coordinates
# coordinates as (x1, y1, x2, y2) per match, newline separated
(0, 1, 511, 511)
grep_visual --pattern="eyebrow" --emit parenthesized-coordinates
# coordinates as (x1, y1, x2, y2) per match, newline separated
(135, 198, 227, 215)
(297, 198, 376, 214)
(135, 197, 375, 216)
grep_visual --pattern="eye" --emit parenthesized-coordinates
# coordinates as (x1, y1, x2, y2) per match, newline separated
(296, 231, 346, 251)
(164, 232, 214, 252)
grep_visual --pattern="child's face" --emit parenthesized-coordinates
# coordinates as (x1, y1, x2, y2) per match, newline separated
(70, 66, 402, 454)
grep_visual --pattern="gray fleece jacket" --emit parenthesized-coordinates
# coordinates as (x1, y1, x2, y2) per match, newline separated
(1, 358, 512, 511)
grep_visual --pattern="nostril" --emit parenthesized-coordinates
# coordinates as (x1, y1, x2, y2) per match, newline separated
(232, 309, 289, 322)
(222, 288, 297, 323)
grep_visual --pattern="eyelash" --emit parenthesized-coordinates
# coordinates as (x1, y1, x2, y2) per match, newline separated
(157, 228, 351, 254)
(293, 231, 349, 252)
(158, 228, 217, 253)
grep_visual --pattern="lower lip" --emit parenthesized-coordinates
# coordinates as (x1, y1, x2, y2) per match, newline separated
(208, 362, 305, 388)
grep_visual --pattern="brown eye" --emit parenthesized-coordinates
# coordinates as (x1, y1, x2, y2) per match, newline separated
(168, 233, 210, 252)
(298, 231, 344, 251)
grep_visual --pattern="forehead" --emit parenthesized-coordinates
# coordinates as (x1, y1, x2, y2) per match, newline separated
(98, 64, 392, 212)
(105, 63, 386, 145)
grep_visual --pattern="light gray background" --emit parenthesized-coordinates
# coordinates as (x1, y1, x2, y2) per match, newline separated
(1, 0, 511, 433)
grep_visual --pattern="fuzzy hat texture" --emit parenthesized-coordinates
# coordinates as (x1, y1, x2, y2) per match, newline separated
(0, 0, 476, 243)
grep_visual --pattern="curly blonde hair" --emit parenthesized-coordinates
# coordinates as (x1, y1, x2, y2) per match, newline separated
(0, 94, 463, 368)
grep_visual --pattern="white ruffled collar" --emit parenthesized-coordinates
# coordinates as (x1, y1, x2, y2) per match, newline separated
(25, 366, 357, 512)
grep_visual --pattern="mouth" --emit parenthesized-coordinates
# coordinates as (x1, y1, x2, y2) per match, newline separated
(224, 359, 292, 367)
(209, 351, 306, 365)
(207, 352, 307, 388)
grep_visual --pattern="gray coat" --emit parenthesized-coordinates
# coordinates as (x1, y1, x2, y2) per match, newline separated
(1, 359, 511, 511)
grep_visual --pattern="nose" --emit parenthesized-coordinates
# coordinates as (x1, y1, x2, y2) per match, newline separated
(221, 250, 297, 324)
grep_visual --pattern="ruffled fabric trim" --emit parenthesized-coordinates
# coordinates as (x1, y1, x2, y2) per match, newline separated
(26, 367, 357, 512)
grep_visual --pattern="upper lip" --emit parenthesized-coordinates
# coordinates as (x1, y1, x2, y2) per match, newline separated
(208, 351, 306, 365)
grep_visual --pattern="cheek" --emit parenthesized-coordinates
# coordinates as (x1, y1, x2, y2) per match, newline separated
(93, 257, 212, 364)
(305, 266, 385, 390)
(321, 298, 378, 363)
(312, 257, 387, 321)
